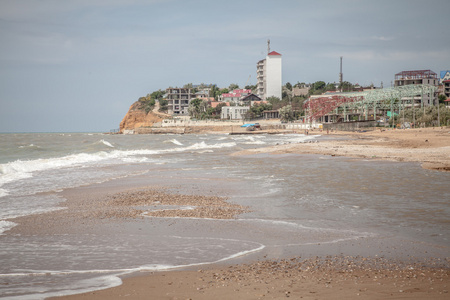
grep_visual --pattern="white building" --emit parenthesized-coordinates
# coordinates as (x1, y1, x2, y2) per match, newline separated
(256, 51, 282, 100)
(221, 106, 250, 120)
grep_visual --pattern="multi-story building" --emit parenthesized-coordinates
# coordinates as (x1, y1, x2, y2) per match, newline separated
(256, 51, 282, 100)
(394, 70, 438, 106)
(221, 106, 250, 120)
(443, 80, 450, 99)
(440, 70, 450, 84)
(165, 87, 194, 115)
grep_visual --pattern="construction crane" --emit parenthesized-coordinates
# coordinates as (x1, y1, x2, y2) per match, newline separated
(244, 75, 251, 87)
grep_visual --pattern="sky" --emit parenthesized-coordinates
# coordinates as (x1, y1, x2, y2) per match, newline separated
(1, 0, 449, 133)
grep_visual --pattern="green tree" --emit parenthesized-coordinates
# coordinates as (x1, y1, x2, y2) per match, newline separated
(339, 81, 353, 92)
(313, 81, 326, 91)
(151, 90, 164, 101)
(188, 98, 208, 119)
(279, 105, 295, 122)
(158, 99, 168, 112)
(214, 103, 228, 115)
(138, 95, 156, 114)
(245, 84, 257, 92)
(325, 83, 337, 91)
(209, 85, 222, 100)
(285, 82, 292, 91)
(188, 98, 203, 118)
(219, 88, 229, 95)
(438, 94, 447, 104)
(266, 96, 282, 109)
(229, 83, 239, 91)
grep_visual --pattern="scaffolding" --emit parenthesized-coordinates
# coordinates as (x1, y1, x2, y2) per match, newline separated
(305, 84, 437, 123)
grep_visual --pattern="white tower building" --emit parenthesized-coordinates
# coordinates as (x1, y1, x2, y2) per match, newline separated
(256, 51, 282, 100)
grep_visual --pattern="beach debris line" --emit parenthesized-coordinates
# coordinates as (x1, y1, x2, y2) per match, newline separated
(107, 188, 250, 220)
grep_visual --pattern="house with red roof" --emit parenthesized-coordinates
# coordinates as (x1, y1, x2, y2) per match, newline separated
(218, 89, 252, 103)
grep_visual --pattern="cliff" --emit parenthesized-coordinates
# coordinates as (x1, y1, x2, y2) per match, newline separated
(119, 101, 166, 133)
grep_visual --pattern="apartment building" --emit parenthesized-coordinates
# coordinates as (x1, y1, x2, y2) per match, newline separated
(394, 70, 438, 106)
(165, 87, 194, 115)
(221, 106, 250, 120)
(443, 80, 450, 99)
(256, 51, 282, 100)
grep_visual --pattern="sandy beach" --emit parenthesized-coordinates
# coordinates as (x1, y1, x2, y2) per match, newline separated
(45, 127, 450, 300)
(1, 128, 442, 299)
(233, 127, 450, 172)
(54, 257, 449, 300)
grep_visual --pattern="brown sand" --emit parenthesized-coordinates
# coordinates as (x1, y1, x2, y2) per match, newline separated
(53, 256, 449, 300)
(9, 188, 248, 235)
(20, 128, 447, 299)
(232, 127, 450, 172)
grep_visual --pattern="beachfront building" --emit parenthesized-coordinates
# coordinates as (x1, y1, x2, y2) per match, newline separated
(240, 93, 262, 106)
(218, 89, 252, 104)
(443, 80, 450, 99)
(165, 87, 194, 115)
(440, 70, 450, 84)
(221, 106, 250, 120)
(256, 51, 282, 100)
(394, 70, 439, 106)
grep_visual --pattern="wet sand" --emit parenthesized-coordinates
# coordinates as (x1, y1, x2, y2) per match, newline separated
(232, 127, 450, 172)
(18, 127, 448, 299)
(54, 256, 449, 300)
(49, 182, 449, 299)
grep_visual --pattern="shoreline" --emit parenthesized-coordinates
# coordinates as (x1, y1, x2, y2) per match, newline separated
(3, 129, 448, 299)
(231, 127, 450, 172)
(53, 256, 449, 300)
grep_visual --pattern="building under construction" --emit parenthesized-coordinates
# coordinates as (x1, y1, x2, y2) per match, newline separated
(304, 70, 438, 124)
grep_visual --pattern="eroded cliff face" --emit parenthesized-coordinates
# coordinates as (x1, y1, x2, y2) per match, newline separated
(119, 101, 164, 133)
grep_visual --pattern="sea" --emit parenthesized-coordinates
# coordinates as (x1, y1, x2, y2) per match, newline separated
(0, 132, 449, 299)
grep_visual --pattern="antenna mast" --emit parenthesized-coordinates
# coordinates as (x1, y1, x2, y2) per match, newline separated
(267, 39, 270, 54)
(339, 56, 343, 91)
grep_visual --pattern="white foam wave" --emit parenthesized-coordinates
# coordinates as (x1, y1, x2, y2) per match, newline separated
(100, 139, 114, 148)
(0, 220, 17, 234)
(18, 144, 38, 149)
(244, 140, 267, 145)
(0, 141, 237, 197)
(165, 139, 183, 146)
(2, 236, 265, 299)
(184, 141, 236, 151)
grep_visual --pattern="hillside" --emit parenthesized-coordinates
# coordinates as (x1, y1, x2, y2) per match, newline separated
(119, 101, 167, 133)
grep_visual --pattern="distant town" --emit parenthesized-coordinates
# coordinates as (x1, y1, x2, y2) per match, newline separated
(123, 42, 450, 134)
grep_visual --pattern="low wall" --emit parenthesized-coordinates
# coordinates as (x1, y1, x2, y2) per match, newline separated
(135, 127, 185, 134)
(322, 121, 377, 131)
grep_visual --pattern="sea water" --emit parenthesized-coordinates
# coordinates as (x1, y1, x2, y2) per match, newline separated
(0, 132, 449, 299)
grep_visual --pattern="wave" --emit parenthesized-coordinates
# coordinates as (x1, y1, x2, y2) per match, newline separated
(99, 139, 114, 148)
(18, 144, 39, 149)
(0, 141, 238, 197)
(164, 139, 183, 146)
(0, 220, 17, 235)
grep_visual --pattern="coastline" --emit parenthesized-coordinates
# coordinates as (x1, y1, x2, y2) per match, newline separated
(231, 127, 450, 172)
(4, 129, 448, 299)
(53, 257, 449, 300)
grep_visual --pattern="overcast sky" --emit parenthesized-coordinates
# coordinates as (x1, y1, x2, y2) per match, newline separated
(1, 0, 449, 132)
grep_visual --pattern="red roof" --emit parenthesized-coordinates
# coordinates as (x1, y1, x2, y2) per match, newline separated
(222, 93, 241, 97)
(268, 51, 281, 56)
